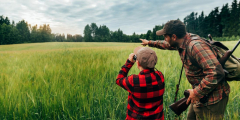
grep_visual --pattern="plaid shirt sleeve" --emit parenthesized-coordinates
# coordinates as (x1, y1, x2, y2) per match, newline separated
(148, 40, 177, 50)
(190, 42, 225, 98)
(116, 59, 135, 93)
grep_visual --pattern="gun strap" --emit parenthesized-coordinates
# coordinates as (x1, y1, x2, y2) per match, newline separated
(174, 64, 184, 102)
(174, 39, 190, 103)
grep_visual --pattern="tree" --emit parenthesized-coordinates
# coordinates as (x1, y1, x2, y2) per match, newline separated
(197, 11, 205, 37)
(83, 24, 92, 42)
(152, 27, 157, 40)
(10, 26, 20, 44)
(152, 25, 164, 40)
(4, 17, 10, 25)
(1, 23, 12, 44)
(220, 4, 230, 37)
(97, 25, 110, 42)
(90, 23, 98, 42)
(0, 24, 3, 44)
(238, 1, 240, 35)
(146, 30, 152, 40)
(131, 32, 140, 42)
(30, 24, 39, 42)
(185, 12, 199, 34)
(207, 7, 221, 37)
(74, 34, 83, 42)
(228, 0, 239, 36)
(67, 34, 73, 42)
(11, 20, 15, 27)
(117, 29, 123, 42)
(16, 20, 30, 43)
(40, 24, 52, 42)
(0, 16, 5, 25)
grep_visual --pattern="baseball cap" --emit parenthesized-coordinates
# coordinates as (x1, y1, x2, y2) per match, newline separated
(156, 20, 186, 36)
(134, 47, 157, 69)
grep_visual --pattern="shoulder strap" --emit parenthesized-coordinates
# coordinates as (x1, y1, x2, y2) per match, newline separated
(174, 64, 184, 102)
(174, 42, 189, 102)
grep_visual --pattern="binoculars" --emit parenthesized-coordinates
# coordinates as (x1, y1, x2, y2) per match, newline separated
(133, 55, 137, 61)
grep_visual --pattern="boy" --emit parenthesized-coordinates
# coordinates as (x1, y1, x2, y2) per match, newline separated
(116, 47, 165, 120)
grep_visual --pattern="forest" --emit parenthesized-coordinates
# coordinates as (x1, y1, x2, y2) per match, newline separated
(0, 0, 240, 45)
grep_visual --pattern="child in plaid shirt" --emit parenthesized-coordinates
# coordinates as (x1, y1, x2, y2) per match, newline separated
(116, 47, 165, 120)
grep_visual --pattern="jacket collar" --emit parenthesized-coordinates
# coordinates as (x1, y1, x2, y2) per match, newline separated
(139, 68, 155, 75)
(178, 33, 192, 51)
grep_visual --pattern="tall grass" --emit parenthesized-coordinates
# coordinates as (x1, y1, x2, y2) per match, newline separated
(213, 35, 240, 41)
(0, 42, 239, 119)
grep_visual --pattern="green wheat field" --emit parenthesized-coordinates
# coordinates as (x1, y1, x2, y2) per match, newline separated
(0, 42, 239, 120)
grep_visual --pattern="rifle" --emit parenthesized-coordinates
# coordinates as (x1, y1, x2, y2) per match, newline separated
(218, 39, 240, 67)
(169, 37, 240, 116)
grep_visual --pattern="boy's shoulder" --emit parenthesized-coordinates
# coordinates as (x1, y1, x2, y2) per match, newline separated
(128, 70, 164, 82)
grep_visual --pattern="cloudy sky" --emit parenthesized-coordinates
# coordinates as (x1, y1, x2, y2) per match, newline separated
(0, 0, 238, 35)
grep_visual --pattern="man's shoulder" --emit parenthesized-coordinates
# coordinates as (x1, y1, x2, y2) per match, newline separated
(189, 40, 204, 46)
(187, 33, 208, 48)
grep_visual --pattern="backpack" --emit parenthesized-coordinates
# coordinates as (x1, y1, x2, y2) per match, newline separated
(190, 33, 240, 81)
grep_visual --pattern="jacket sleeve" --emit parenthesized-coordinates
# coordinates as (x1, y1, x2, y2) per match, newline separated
(116, 59, 135, 93)
(148, 40, 177, 50)
(190, 42, 225, 98)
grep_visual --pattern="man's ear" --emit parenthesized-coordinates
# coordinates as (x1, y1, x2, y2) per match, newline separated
(172, 34, 177, 41)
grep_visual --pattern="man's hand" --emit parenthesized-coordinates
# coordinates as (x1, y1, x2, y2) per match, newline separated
(186, 89, 200, 104)
(128, 53, 135, 63)
(139, 39, 149, 46)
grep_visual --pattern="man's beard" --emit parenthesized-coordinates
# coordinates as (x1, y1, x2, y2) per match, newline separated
(168, 39, 178, 48)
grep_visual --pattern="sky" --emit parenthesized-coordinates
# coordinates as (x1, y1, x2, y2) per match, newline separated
(0, 0, 238, 35)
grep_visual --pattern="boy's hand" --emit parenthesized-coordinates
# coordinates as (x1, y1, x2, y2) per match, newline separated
(128, 53, 135, 63)
(139, 39, 149, 46)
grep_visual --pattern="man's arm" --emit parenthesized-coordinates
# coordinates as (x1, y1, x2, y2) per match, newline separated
(140, 39, 176, 50)
(191, 42, 225, 99)
(116, 54, 135, 93)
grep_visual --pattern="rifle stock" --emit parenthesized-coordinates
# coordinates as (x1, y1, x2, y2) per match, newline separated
(169, 90, 190, 116)
(169, 39, 240, 116)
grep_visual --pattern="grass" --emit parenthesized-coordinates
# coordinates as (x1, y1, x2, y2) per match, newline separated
(0, 42, 239, 120)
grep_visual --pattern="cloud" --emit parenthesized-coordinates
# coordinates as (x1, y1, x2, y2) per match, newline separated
(0, 0, 237, 35)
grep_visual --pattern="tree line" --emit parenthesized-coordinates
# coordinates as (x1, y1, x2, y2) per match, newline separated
(0, 17, 84, 45)
(184, 0, 240, 41)
(0, 15, 164, 44)
(83, 0, 240, 42)
(0, 0, 239, 45)
(83, 23, 164, 42)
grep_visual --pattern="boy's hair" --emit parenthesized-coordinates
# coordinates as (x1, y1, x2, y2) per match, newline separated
(136, 47, 157, 69)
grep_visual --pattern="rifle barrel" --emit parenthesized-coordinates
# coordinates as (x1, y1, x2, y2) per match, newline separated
(232, 39, 240, 52)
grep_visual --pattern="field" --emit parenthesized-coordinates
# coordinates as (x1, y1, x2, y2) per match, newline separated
(0, 42, 239, 120)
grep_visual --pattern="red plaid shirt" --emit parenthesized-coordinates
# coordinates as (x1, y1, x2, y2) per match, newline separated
(148, 33, 230, 106)
(116, 59, 165, 120)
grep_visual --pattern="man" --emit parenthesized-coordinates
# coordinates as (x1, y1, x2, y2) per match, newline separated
(116, 47, 165, 120)
(140, 20, 230, 120)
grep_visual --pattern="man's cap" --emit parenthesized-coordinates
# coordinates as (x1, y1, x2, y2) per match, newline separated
(156, 20, 186, 36)
(134, 47, 157, 69)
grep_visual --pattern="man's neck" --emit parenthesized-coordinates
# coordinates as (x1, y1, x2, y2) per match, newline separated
(176, 38, 185, 48)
